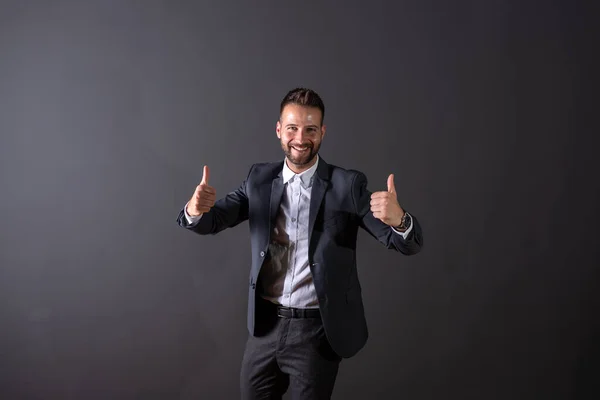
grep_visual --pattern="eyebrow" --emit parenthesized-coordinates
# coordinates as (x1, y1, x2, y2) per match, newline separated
(285, 123, 319, 129)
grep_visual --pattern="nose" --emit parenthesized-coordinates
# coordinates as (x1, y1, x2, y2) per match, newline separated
(294, 129, 308, 142)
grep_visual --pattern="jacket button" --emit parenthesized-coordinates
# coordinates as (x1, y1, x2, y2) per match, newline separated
(260, 251, 265, 257)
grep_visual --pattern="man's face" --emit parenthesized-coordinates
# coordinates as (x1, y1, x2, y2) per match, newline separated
(276, 104, 326, 170)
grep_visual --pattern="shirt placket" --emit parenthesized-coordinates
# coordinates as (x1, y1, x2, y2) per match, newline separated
(283, 179, 300, 306)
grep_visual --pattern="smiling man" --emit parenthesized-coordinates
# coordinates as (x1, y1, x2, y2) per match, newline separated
(177, 87, 424, 399)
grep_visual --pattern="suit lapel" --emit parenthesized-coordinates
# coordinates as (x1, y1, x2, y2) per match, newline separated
(308, 158, 330, 243)
(308, 177, 326, 237)
(269, 173, 284, 233)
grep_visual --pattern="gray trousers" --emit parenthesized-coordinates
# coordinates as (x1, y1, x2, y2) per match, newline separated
(240, 300, 342, 399)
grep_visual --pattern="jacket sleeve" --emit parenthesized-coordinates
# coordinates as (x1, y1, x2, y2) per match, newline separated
(351, 171, 423, 255)
(176, 165, 254, 235)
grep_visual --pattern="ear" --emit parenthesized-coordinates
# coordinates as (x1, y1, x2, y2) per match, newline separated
(321, 124, 326, 139)
(276, 120, 281, 139)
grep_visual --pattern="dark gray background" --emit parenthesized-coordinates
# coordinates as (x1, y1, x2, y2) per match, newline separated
(0, 1, 596, 399)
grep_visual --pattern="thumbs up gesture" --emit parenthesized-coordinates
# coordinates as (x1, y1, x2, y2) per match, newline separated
(186, 165, 216, 216)
(370, 174, 405, 227)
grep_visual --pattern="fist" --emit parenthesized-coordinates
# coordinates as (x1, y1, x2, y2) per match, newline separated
(187, 165, 216, 216)
(370, 173, 405, 227)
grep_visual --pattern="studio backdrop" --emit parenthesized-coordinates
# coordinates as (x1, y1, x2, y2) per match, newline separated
(0, 1, 595, 399)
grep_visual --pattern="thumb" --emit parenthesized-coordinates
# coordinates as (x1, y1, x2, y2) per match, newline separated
(387, 173, 396, 194)
(201, 165, 210, 185)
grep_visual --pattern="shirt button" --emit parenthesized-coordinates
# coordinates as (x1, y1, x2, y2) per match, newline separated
(260, 251, 265, 257)
(292, 218, 296, 222)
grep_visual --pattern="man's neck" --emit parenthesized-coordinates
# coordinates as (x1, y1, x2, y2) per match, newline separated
(286, 156, 318, 174)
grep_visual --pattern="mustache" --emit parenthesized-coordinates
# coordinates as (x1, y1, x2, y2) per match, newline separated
(288, 142, 313, 148)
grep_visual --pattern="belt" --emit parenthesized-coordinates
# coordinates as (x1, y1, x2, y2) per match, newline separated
(277, 306, 321, 319)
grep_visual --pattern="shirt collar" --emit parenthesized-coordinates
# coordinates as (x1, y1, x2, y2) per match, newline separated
(282, 155, 319, 187)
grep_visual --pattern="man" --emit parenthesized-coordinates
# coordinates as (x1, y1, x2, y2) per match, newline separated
(177, 88, 423, 399)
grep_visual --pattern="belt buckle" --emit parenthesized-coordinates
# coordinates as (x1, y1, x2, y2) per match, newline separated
(277, 306, 288, 318)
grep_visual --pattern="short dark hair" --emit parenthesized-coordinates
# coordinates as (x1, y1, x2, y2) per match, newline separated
(280, 87, 325, 124)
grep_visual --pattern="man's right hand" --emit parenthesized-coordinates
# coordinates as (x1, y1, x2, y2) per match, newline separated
(186, 165, 216, 216)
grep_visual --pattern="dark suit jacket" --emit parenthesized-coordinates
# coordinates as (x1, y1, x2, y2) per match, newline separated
(177, 157, 423, 358)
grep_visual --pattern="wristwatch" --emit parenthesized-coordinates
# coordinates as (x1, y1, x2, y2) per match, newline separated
(395, 212, 412, 231)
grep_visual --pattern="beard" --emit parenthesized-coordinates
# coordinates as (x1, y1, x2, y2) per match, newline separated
(282, 141, 320, 166)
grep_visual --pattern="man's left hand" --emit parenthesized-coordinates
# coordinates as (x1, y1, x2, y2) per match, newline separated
(370, 174, 405, 227)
